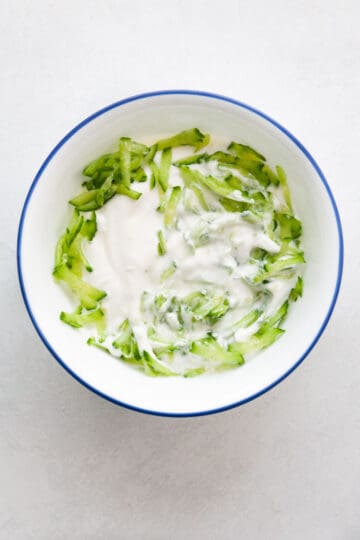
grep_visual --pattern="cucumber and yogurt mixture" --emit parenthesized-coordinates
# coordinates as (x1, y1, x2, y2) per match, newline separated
(53, 128, 305, 377)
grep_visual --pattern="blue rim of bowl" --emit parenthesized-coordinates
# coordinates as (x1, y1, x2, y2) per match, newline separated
(17, 90, 344, 417)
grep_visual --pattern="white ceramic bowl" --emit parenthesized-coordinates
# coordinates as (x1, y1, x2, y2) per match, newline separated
(17, 91, 343, 416)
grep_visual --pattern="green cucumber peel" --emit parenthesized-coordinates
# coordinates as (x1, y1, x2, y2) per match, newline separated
(60, 306, 105, 336)
(156, 128, 210, 151)
(157, 229, 167, 255)
(164, 186, 182, 227)
(191, 335, 244, 366)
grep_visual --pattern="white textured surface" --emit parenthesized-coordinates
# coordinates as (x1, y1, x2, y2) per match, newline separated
(0, 1, 359, 538)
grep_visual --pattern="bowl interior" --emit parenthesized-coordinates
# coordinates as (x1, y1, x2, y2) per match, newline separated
(19, 92, 341, 415)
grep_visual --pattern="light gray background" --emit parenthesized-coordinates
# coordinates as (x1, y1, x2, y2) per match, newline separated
(1, 1, 359, 539)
